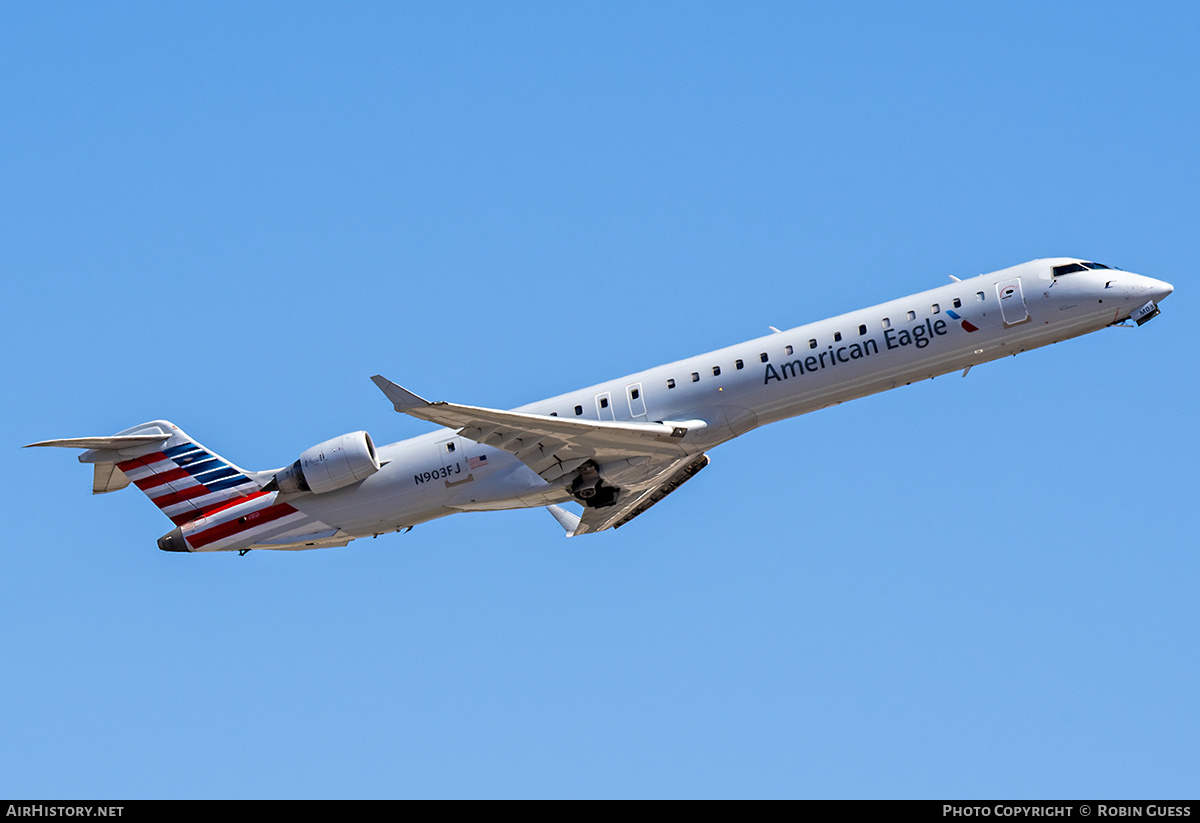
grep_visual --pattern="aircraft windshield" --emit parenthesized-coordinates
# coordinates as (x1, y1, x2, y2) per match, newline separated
(1053, 261, 1119, 276)
(1053, 263, 1087, 276)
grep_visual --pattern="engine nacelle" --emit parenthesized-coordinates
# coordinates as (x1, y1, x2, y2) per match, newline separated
(271, 431, 380, 494)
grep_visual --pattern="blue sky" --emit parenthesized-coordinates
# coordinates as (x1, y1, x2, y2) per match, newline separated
(3, 2, 1197, 798)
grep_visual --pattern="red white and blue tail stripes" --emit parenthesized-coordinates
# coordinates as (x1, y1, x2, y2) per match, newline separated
(114, 427, 316, 551)
(177, 491, 307, 551)
(117, 441, 263, 527)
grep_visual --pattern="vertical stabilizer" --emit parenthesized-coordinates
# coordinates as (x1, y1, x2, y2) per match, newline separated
(103, 422, 264, 527)
(28, 421, 264, 527)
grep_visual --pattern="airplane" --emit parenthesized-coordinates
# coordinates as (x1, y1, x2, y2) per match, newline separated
(26, 257, 1172, 554)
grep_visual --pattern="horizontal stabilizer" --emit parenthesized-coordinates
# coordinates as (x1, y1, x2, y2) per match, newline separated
(25, 434, 170, 451)
(27, 420, 264, 529)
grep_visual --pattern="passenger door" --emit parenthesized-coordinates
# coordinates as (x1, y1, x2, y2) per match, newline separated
(996, 278, 1030, 327)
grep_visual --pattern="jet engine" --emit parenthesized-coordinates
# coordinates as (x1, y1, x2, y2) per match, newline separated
(269, 431, 380, 494)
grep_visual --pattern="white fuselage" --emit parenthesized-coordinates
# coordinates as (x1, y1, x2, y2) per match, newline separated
(263, 258, 1171, 546)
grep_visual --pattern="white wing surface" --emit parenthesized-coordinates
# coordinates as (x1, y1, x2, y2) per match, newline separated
(371, 376, 710, 534)
(371, 376, 699, 483)
(570, 453, 710, 535)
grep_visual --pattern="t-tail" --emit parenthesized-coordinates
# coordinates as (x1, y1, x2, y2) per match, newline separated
(25, 421, 315, 553)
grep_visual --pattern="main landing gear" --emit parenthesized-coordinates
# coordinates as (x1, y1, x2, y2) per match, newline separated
(570, 461, 620, 509)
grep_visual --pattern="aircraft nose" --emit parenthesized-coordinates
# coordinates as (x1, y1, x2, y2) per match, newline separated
(1147, 277, 1174, 303)
(1125, 273, 1173, 304)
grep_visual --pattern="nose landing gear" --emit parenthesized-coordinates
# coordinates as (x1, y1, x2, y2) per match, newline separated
(1132, 300, 1161, 326)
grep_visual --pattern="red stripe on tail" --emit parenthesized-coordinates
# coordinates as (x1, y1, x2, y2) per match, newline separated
(117, 453, 170, 473)
(133, 467, 192, 491)
(150, 484, 210, 510)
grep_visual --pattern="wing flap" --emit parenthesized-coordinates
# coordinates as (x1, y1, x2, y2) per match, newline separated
(573, 454, 711, 535)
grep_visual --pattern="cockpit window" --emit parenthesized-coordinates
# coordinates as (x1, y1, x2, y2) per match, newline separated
(1054, 261, 1121, 276)
(1052, 263, 1087, 276)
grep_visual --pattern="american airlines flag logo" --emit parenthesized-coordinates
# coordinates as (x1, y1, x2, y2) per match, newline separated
(469, 455, 488, 470)
(945, 309, 979, 333)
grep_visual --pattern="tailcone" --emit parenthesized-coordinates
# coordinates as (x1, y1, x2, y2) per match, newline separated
(157, 528, 190, 552)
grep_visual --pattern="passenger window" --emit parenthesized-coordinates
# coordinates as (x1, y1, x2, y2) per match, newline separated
(931, 303, 940, 313)
(953, 298, 962, 308)
(574, 405, 583, 415)
(599, 397, 609, 408)
(882, 318, 891, 328)
(760, 352, 768, 363)
(833, 331, 842, 342)
(735, 359, 744, 370)
(976, 292, 985, 302)
(907, 310, 916, 321)
(712, 366, 721, 377)
(858, 324, 867, 335)
(808, 339, 817, 349)
(667, 379, 675, 389)
(630, 388, 640, 400)
(691, 372, 700, 382)
(785, 345, 793, 356)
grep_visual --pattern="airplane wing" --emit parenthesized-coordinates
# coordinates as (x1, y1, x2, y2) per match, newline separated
(570, 453, 710, 535)
(371, 375, 702, 483)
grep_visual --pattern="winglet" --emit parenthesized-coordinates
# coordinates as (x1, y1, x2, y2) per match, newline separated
(370, 375, 430, 412)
